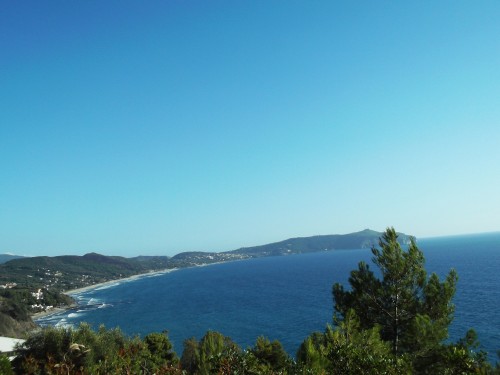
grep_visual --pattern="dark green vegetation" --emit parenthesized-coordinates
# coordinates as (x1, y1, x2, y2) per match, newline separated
(8, 324, 295, 374)
(3, 228, 499, 374)
(0, 288, 72, 337)
(0, 354, 14, 375)
(0, 253, 172, 292)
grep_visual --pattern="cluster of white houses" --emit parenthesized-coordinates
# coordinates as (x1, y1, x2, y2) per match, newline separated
(30, 288, 54, 312)
(0, 283, 17, 289)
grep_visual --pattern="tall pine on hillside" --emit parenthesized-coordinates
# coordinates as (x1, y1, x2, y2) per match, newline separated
(333, 227, 457, 365)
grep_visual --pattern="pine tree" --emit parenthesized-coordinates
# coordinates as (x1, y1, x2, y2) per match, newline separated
(251, 336, 290, 372)
(333, 227, 457, 363)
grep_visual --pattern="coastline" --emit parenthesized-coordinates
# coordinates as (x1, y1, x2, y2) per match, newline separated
(31, 268, 179, 321)
(31, 260, 237, 322)
(61, 261, 232, 296)
(31, 306, 74, 320)
(63, 268, 179, 295)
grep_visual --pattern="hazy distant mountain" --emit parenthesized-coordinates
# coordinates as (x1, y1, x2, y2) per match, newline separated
(0, 254, 25, 264)
(168, 229, 412, 265)
(227, 229, 411, 257)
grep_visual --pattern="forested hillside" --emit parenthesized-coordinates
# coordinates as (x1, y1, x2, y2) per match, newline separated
(0, 254, 24, 264)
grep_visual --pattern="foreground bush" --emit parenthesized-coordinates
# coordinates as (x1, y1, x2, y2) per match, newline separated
(11, 323, 181, 374)
(11, 325, 294, 374)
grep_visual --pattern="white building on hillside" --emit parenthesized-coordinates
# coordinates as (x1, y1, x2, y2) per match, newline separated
(0, 336, 25, 360)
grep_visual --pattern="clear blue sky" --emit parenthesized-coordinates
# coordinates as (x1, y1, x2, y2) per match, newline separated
(1, 1, 499, 257)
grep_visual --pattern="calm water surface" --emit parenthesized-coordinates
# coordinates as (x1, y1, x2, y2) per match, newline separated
(37, 232, 500, 360)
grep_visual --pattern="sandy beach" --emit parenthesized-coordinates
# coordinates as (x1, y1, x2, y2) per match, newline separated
(63, 268, 178, 295)
(31, 306, 73, 320)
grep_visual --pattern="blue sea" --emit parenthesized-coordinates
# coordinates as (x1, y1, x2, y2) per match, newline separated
(36, 232, 500, 361)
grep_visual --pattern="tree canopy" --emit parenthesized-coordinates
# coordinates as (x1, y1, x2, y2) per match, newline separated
(328, 227, 488, 372)
(333, 227, 456, 355)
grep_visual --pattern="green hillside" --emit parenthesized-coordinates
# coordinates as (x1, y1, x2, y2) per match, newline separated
(0, 253, 172, 292)
(0, 254, 25, 264)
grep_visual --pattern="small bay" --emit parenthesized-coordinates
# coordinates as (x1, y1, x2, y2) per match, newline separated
(36, 232, 500, 361)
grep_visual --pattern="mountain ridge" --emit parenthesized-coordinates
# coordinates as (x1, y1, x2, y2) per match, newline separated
(0, 254, 25, 264)
(0, 229, 411, 290)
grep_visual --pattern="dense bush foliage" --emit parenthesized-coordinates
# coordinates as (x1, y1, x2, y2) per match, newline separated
(0, 289, 32, 321)
(9, 325, 296, 374)
(0, 354, 14, 375)
(4, 228, 500, 374)
(10, 324, 181, 374)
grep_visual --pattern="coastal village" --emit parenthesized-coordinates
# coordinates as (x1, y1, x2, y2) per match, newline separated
(29, 289, 53, 313)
